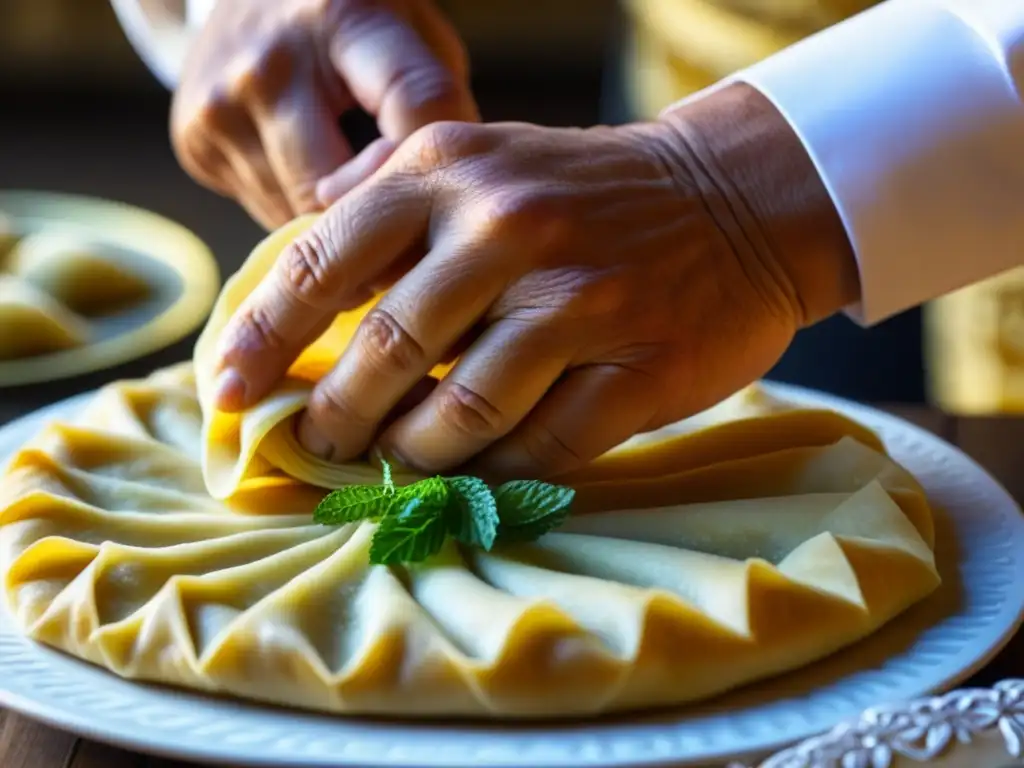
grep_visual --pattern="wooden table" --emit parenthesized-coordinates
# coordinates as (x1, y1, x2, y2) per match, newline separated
(1, 400, 1023, 767)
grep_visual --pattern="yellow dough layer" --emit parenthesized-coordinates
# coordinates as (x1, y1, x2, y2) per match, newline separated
(8, 231, 151, 316)
(0, 275, 90, 359)
(0, 227, 153, 362)
(0, 217, 941, 720)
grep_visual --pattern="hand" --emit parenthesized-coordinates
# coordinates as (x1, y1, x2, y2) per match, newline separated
(171, 0, 479, 229)
(213, 84, 860, 480)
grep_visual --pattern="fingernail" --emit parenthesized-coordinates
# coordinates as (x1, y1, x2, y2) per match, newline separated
(214, 368, 247, 411)
(298, 415, 336, 461)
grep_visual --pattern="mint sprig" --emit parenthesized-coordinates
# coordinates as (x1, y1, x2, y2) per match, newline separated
(313, 485, 397, 524)
(447, 475, 499, 550)
(312, 459, 574, 566)
(369, 496, 451, 565)
(494, 480, 575, 543)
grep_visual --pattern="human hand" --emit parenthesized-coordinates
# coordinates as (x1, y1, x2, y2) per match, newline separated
(213, 84, 860, 480)
(170, 0, 478, 229)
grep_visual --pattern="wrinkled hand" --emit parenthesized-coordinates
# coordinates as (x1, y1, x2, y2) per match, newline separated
(212, 86, 859, 480)
(171, 0, 478, 229)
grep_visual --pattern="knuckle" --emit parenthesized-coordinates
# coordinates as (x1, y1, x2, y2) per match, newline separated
(277, 228, 337, 307)
(402, 121, 487, 170)
(435, 383, 504, 439)
(473, 190, 569, 249)
(356, 308, 424, 376)
(569, 276, 632, 318)
(232, 304, 288, 355)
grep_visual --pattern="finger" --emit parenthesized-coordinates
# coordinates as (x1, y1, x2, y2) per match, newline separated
(214, 312, 339, 412)
(297, 242, 507, 461)
(171, 120, 241, 197)
(215, 170, 430, 409)
(222, 149, 294, 230)
(316, 137, 397, 206)
(174, 130, 284, 229)
(409, 1, 472, 83)
(328, 6, 479, 141)
(205, 107, 294, 228)
(383, 375, 439, 429)
(247, 86, 354, 214)
(293, 373, 436, 462)
(373, 319, 573, 473)
(468, 364, 661, 481)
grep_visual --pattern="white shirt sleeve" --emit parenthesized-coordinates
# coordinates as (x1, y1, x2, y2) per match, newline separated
(108, 0, 209, 89)
(731, 0, 1024, 325)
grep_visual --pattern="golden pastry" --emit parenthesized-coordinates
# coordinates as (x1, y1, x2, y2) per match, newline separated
(0, 218, 941, 719)
(627, 0, 806, 78)
(0, 275, 89, 360)
(706, 0, 876, 28)
(0, 212, 17, 265)
(7, 230, 151, 316)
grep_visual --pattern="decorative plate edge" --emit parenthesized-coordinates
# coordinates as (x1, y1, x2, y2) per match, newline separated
(744, 678, 1024, 767)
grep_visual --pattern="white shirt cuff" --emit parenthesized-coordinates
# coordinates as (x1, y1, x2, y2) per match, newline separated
(729, 0, 1024, 325)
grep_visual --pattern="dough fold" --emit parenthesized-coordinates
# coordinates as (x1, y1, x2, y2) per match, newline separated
(0, 217, 941, 719)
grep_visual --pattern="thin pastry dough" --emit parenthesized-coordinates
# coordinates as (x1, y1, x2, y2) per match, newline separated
(7, 230, 150, 316)
(0, 217, 941, 719)
(0, 275, 90, 359)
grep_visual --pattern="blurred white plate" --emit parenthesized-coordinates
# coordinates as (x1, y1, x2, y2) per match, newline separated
(0, 383, 1023, 767)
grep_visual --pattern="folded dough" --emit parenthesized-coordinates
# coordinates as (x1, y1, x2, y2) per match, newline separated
(0, 216, 941, 719)
(7, 230, 150, 316)
(0, 275, 89, 360)
(0, 226, 154, 363)
(194, 214, 446, 498)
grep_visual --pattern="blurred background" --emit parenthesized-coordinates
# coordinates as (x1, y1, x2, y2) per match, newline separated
(2, 0, 940, 405)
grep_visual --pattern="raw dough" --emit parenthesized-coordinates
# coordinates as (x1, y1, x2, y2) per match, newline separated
(0, 275, 89, 360)
(0, 217, 941, 719)
(0, 226, 153, 363)
(7, 230, 150, 316)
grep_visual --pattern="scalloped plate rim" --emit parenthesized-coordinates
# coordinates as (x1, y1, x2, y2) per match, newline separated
(0, 381, 1022, 768)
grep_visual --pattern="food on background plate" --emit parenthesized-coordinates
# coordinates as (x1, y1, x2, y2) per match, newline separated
(0, 216, 940, 719)
(8, 230, 151, 316)
(0, 275, 89, 360)
(0, 221, 152, 360)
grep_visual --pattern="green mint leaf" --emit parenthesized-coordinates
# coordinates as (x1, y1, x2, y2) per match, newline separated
(380, 457, 395, 494)
(494, 480, 575, 544)
(313, 485, 397, 525)
(446, 476, 499, 550)
(369, 495, 450, 565)
(400, 475, 449, 510)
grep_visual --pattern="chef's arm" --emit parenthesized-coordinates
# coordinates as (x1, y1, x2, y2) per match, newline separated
(114, 0, 1024, 326)
(704, 0, 1024, 324)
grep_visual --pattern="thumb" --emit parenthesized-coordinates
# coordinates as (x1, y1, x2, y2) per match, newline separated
(327, 6, 479, 140)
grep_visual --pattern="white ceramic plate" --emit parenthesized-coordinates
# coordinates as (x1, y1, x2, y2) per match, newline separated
(1, 383, 1023, 768)
(0, 190, 220, 387)
(754, 678, 1024, 767)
